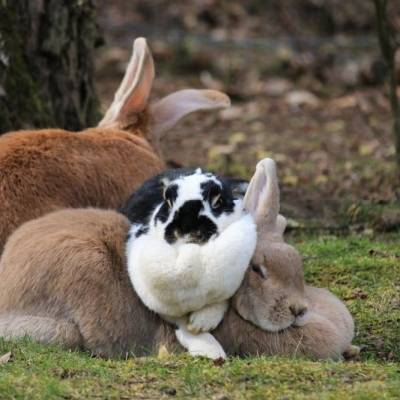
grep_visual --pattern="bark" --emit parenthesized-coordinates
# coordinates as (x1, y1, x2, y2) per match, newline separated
(0, 0, 102, 134)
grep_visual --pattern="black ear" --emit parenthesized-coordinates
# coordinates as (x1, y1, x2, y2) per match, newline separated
(224, 178, 249, 198)
(118, 168, 197, 224)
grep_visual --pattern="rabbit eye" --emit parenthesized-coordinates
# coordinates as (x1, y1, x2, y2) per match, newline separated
(251, 264, 267, 279)
(211, 193, 222, 209)
(163, 184, 178, 209)
(165, 198, 172, 208)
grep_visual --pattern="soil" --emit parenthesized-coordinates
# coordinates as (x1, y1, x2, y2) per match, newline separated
(95, 1, 400, 226)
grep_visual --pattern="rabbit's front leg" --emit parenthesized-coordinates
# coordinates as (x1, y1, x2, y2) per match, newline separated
(175, 326, 226, 360)
(187, 301, 228, 333)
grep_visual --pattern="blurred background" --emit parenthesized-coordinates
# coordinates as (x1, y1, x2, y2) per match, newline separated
(96, 0, 400, 232)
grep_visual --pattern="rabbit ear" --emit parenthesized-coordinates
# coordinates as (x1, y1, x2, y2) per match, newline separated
(243, 158, 282, 234)
(149, 89, 230, 138)
(99, 37, 155, 128)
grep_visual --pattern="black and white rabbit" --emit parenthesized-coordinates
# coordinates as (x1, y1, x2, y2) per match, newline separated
(120, 168, 257, 358)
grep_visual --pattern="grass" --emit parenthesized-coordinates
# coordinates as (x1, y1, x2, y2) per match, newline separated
(1, 233, 399, 399)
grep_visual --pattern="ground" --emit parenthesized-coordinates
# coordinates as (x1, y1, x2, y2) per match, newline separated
(95, 1, 400, 227)
(1, 233, 399, 399)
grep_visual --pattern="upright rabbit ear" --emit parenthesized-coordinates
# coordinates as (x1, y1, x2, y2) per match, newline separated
(99, 37, 155, 128)
(244, 158, 285, 236)
(149, 89, 230, 139)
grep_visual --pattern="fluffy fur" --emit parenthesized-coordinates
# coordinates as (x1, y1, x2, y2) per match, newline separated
(0, 37, 230, 254)
(125, 169, 256, 358)
(231, 158, 356, 358)
(0, 159, 357, 360)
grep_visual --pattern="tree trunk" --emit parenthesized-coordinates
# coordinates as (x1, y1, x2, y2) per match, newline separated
(0, 0, 102, 134)
(372, 0, 400, 185)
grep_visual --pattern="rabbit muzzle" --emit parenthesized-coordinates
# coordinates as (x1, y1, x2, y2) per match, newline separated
(164, 200, 218, 244)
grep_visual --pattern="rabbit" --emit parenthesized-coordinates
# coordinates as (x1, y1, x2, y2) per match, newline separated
(0, 160, 357, 361)
(0, 37, 230, 254)
(122, 168, 256, 358)
(216, 158, 358, 359)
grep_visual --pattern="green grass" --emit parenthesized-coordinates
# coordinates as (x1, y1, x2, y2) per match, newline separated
(1, 234, 399, 399)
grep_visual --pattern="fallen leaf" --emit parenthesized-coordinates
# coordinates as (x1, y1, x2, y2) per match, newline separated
(0, 352, 12, 364)
(213, 357, 225, 366)
(283, 175, 299, 186)
(329, 95, 357, 109)
(263, 78, 292, 97)
(325, 120, 345, 133)
(157, 344, 170, 360)
(315, 174, 328, 185)
(285, 90, 320, 108)
(219, 106, 243, 121)
(358, 140, 380, 156)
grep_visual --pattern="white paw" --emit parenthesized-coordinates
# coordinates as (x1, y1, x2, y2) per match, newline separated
(175, 328, 226, 360)
(187, 303, 227, 333)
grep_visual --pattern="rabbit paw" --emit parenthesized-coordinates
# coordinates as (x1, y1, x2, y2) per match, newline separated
(187, 302, 227, 333)
(343, 345, 361, 360)
(175, 328, 226, 360)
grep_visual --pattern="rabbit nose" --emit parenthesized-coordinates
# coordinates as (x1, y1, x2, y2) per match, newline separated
(289, 304, 307, 318)
(174, 200, 203, 231)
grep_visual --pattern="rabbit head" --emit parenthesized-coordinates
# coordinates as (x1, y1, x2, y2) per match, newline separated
(161, 170, 248, 245)
(232, 159, 308, 332)
(123, 168, 248, 245)
(99, 38, 230, 154)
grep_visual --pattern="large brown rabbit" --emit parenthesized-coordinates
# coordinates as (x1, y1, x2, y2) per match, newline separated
(0, 159, 357, 360)
(0, 37, 230, 254)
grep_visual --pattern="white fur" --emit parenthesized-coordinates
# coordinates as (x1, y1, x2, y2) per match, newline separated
(126, 171, 256, 359)
(175, 326, 227, 360)
(127, 213, 256, 317)
(188, 301, 229, 333)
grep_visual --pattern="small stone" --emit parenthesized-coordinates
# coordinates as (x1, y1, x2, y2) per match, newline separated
(285, 90, 320, 107)
(0, 352, 12, 364)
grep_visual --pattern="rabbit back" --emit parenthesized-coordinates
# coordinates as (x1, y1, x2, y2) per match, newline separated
(0, 208, 169, 357)
(0, 128, 164, 255)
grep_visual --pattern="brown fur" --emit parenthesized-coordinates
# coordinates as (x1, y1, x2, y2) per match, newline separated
(0, 37, 230, 254)
(0, 128, 163, 255)
(0, 204, 355, 360)
(229, 158, 356, 359)
(0, 209, 177, 357)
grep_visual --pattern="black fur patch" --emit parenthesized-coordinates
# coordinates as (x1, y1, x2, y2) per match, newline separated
(164, 200, 217, 244)
(201, 178, 236, 217)
(118, 168, 196, 226)
(135, 225, 149, 238)
(164, 184, 178, 205)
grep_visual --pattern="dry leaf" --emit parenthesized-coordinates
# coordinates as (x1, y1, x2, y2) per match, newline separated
(285, 90, 320, 108)
(0, 352, 12, 364)
(157, 345, 170, 360)
(283, 175, 299, 186)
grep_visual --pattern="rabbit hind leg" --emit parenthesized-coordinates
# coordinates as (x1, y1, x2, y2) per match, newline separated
(0, 313, 83, 350)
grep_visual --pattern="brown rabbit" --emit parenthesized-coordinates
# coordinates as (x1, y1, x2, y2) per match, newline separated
(215, 158, 357, 359)
(0, 160, 357, 360)
(0, 37, 230, 254)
